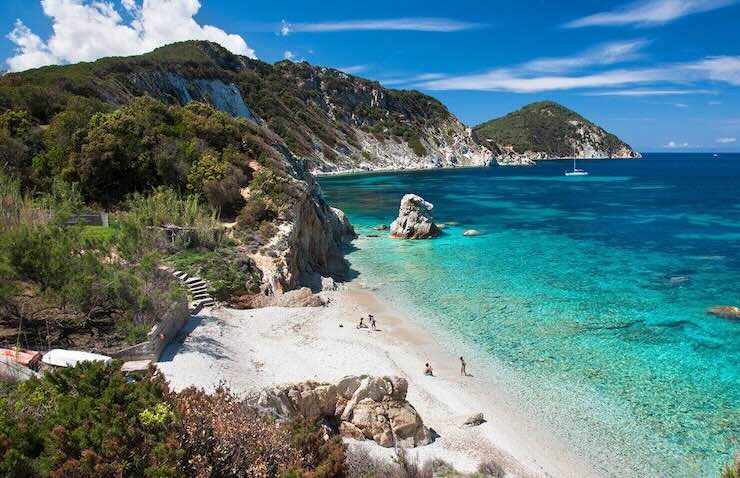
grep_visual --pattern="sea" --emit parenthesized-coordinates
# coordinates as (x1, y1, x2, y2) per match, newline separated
(319, 153, 740, 477)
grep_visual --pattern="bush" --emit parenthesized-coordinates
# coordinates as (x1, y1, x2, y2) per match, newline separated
(0, 362, 181, 477)
(284, 417, 346, 478)
(238, 197, 276, 228)
(173, 386, 305, 478)
(117, 187, 222, 257)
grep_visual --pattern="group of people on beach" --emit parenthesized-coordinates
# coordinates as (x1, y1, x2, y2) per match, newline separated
(357, 314, 377, 331)
(357, 313, 469, 378)
(425, 356, 469, 377)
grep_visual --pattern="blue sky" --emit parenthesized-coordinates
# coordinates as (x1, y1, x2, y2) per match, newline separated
(1, 0, 739, 152)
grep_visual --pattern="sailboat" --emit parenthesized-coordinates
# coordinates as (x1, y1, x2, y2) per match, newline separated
(565, 143, 588, 176)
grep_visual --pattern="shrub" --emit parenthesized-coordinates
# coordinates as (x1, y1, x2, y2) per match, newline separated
(0, 362, 181, 477)
(238, 197, 276, 228)
(117, 187, 222, 257)
(173, 386, 305, 478)
(284, 417, 346, 478)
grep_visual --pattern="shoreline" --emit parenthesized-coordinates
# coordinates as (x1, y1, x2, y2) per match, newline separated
(313, 155, 643, 178)
(157, 282, 602, 478)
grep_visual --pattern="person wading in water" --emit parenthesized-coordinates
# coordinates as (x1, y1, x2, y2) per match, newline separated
(460, 356, 468, 376)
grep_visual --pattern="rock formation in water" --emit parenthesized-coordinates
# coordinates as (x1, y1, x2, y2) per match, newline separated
(390, 194, 440, 239)
(248, 375, 432, 448)
(474, 101, 640, 165)
(706, 305, 740, 320)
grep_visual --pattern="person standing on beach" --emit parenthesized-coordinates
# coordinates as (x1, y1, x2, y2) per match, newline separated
(370, 314, 377, 331)
(460, 356, 468, 376)
(424, 363, 434, 376)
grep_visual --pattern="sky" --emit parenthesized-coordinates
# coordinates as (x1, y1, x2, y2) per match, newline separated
(1, 0, 739, 153)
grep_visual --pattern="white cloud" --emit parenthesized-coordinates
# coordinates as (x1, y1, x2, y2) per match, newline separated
(6, 0, 256, 72)
(523, 40, 648, 72)
(585, 88, 713, 96)
(279, 18, 479, 35)
(280, 20, 291, 36)
(283, 50, 295, 61)
(716, 137, 737, 143)
(565, 0, 737, 28)
(416, 53, 740, 93)
(337, 64, 369, 74)
(674, 102, 689, 107)
(664, 140, 690, 148)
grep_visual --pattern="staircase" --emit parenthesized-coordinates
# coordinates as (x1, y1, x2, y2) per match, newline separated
(172, 270, 215, 313)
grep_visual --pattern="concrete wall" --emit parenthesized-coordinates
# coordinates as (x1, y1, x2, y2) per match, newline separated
(112, 299, 189, 362)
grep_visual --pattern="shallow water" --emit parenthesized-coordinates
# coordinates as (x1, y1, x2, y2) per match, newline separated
(320, 154, 740, 477)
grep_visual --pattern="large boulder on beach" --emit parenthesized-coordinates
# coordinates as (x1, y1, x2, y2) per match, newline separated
(706, 305, 740, 320)
(390, 194, 440, 239)
(248, 375, 432, 448)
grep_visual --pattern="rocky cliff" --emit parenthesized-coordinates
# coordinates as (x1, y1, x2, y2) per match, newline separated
(0, 41, 491, 173)
(474, 101, 640, 165)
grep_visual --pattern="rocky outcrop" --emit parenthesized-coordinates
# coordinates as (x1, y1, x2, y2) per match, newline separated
(390, 194, 440, 240)
(706, 306, 740, 320)
(248, 167, 356, 297)
(249, 375, 432, 448)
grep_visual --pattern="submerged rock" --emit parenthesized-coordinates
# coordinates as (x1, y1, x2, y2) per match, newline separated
(463, 229, 481, 236)
(390, 194, 440, 239)
(248, 375, 432, 448)
(373, 224, 389, 231)
(706, 305, 740, 320)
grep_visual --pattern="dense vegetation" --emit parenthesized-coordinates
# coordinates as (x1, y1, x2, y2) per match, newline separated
(473, 101, 630, 157)
(0, 41, 453, 171)
(0, 362, 346, 477)
(0, 65, 321, 348)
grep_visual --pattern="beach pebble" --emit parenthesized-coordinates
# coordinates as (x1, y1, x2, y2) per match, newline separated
(463, 412, 485, 426)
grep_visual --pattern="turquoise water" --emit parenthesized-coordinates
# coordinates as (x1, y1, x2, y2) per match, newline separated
(319, 154, 740, 477)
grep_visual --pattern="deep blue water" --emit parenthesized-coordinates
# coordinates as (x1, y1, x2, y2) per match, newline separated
(319, 154, 740, 477)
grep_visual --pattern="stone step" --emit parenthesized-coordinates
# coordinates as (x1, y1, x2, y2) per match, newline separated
(192, 293, 211, 300)
(189, 285, 208, 293)
(192, 298, 215, 308)
(185, 276, 203, 285)
(173, 271, 188, 279)
(188, 281, 207, 289)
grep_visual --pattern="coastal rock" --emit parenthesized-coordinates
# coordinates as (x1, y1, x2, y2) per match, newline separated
(373, 224, 389, 231)
(321, 276, 338, 291)
(463, 229, 481, 236)
(248, 375, 431, 448)
(390, 194, 440, 240)
(706, 306, 740, 320)
(463, 413, 485, 426)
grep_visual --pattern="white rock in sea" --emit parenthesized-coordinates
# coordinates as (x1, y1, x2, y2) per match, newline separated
(463, 229, 481, 236)
(390, 194, 440, 239)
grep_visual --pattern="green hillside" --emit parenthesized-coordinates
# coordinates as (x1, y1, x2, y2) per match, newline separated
(473, 100, 635, 158)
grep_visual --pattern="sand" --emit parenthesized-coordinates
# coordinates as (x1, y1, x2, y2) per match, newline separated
(157, 283, 601, 478)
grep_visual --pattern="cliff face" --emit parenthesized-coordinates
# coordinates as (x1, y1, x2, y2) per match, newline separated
(0, 41, 491, 173)
(474, 101, 640, 165)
